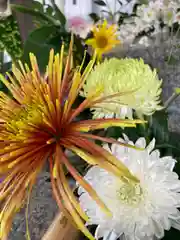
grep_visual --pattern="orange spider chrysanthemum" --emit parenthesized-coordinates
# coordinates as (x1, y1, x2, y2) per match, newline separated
(0, 39, 142, 240)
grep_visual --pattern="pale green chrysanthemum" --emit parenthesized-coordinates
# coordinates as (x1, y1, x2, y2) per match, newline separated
(81, 58, 163, 119)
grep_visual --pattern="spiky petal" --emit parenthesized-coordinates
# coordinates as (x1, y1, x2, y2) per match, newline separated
(0, 38, 143, 240)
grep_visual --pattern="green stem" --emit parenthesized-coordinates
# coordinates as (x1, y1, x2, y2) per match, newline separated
(167, 25, 180, 63)
(104, 0, 114, 23)
(156, 144, 180, 151)
(174, 24, 180, 39)
(164, 92, 180, 109)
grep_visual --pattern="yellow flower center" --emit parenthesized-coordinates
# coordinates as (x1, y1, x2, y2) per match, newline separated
(6, 103, 43, 138)
(117, 182, 144, 205)
(96, 35, 108, 49)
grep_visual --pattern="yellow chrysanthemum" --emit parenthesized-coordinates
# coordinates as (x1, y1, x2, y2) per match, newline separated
(82, 58, 163, 119)
(85, 20, 120, 59)
(0, 39, 143, 240)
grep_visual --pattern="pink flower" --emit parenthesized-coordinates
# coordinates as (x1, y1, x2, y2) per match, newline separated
(66, 16, 92, 39)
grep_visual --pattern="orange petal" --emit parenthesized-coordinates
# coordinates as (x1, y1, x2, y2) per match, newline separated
(58, 146, 112, 217)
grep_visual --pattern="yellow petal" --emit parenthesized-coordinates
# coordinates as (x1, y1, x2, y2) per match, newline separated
(85, 38, 97, 47)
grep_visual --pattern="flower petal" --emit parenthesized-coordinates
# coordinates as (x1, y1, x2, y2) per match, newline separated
(135, 137, 146, 148)
(95, 225, 112, 239)
(159, 156, 176, 171)
(146, 138, 155, 153)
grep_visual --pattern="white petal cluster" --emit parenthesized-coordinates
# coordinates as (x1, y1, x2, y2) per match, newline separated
(118, 0, 180, 47)
(82, 58, 162, 119)
(78, 136, 180, 240)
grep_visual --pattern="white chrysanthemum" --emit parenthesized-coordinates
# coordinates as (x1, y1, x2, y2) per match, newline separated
(81, 58, 163, 119)
(78, 136, 180, 240)
(136, 4, 159, 24)
(118, 23, 137, 45)
(161, 8, 176, 26)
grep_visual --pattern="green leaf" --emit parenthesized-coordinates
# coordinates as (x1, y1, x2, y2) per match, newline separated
(0, 14, 23, 60)
(46, 5, 54, 16)
(94, 0, 106, 6)
(89, 13, 100, 23)
(27, 25, 58, 42)
(167, 131, 180, 155)
(105, 120, 147, 143)
(51, 0, 66, 26)
(11, 4, 59, 26)
(106, 110, 170, 153)
(165, 55, 179, 65)
(156, 143, 180, 154)
(148, 110, 169, 145)
(32, 1, 44, 12)
(22, 25, 86, 72)
(22, 25, 59, 71)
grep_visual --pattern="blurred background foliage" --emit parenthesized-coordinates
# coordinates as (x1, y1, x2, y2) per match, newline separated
(0, 0, 88, 75)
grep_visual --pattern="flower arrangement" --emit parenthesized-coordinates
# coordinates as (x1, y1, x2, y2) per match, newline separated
(118, 0, 180, 47)
(0, 30, 142, 240)
(90, 0, 180, 48)
(0, 1, 180, 240)
(79, 136, 180, 240)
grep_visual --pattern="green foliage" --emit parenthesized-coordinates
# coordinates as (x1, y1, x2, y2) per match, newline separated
(11, 3, 61, 28)
(22, 25, 58, 71)
(51, 0, 66, 26)
(0, 14, 23, 60)
(11, 0, 86, 72)
(11, 0, 66, 29)
(22, 24, 88, 72)
(165, 55, 179, 65)
(106, 109, 180, 159)
(89, 13, 100, 23)
(148, 111, 169, 145)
